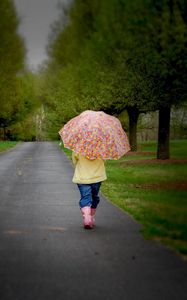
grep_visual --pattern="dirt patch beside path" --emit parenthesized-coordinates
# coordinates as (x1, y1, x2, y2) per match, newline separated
(122, 158, 187, 165)
(126, 151, 156, 156)
(130, 182, 187, 191)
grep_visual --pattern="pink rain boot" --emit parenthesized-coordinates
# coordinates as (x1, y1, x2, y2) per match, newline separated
(91, 208, 96, 226)
(81, 206, 93, 229)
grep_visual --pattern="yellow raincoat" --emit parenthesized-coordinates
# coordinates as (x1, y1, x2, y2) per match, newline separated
(72, 152, 107, 184)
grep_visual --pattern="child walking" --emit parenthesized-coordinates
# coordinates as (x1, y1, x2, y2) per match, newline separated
(72, 152, 107, 229)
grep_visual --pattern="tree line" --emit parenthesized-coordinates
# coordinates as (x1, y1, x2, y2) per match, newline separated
(0, 0, 39, 141)
(0, 0, 186, 159)
(40, 0, 187, 159)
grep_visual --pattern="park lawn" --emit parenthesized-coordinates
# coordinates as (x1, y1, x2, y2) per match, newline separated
(102, 140, 187, 259)
(121, 139, 187, 160)
(61, 140, 187, 258)
(0, 141, 19, 152)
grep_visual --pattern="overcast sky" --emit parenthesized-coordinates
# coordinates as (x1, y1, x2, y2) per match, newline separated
(14, 0, 69, 70)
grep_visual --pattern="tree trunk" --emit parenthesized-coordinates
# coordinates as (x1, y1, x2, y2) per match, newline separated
(3, 126, 6, 141)
(127, 107, 140, 151)
(157, 106, 171, 159)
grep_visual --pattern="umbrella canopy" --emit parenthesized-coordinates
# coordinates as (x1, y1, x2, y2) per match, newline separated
(59, 110, 130, 160)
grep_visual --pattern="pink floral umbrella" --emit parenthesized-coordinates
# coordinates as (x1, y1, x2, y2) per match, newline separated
(59, 110, 130, 160)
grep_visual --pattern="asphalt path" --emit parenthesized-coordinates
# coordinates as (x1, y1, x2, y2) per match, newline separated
(0, 142, 186, 300)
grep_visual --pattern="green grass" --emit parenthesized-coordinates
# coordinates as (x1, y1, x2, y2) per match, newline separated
(0, 141, 19, 152)
(105, 162, 186, 184)
(137, 139, 187, 158)
(101, 140, 187, 259)
(60, 139, 187, 258)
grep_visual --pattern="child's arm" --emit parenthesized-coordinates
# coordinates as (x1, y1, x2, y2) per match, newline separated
(72, 152, 78, 166)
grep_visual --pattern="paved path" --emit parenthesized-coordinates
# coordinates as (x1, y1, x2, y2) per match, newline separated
(0, 142, 186, 300)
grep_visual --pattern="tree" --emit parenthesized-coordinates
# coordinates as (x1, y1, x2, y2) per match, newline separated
(44, 0, 187, 157)
(148, 0, 187, 158)
(0, 0, 25, 138)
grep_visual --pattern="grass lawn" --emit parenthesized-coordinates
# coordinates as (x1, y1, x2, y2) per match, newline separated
(0, 141, 19, 152)
(61, 139, 187, 259)
(102, 140, 187, 259)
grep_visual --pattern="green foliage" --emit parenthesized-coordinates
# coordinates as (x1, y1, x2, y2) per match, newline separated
(0, 1, 41, 141)
(41, 0, 187, 145)
(148, 0, 187, 108)
(14, 72, 39, 122)
(4, 71, 41, 141)
(0, 0, 25, 124)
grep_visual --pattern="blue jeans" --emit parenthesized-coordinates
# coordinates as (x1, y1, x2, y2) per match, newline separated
(77, 182, 102, 209)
